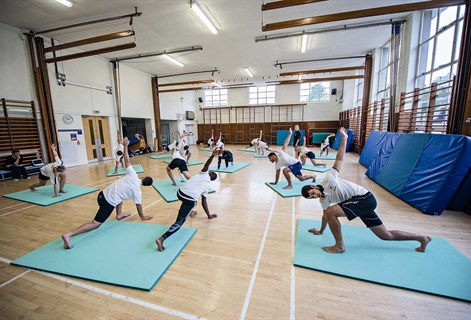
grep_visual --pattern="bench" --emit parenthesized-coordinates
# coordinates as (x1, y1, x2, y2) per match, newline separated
(0, 149, 43, 181)
(311, 133, 333, 145)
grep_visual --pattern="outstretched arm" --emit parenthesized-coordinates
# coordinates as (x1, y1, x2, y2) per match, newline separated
(123, 137, 132, 168)
(259, 130, 263, 140)
(333, 128, 348, 171)
(202, 148, 218, 172)
(282, 128, 292, 151)
(135, 203, 152, 221)
(201, 196, 217, 219)
(117, 130, 122, 144)
(270, 169, 281, 185)
(308, 211, 327, 235)
(50, 144, 58, 158)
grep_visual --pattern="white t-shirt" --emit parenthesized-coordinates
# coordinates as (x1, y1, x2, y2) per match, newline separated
(180, 172, 211, 201)
(167, 140, 179, 151)
(300, 145, 312, 154)
(207, 138, 213, 145)
(275, 150, 299, 170)
(40, 156, 63, 184)
(172, 149, 185, 160)
(322, 138, 330, 146)
(215, 139, 224, 149)
(258, 140, 268, 149)
(251, 138, 259, 146)
(103, 166, 142, 206)
(114, 144, 124, 159)
(319, 168, 368, 211)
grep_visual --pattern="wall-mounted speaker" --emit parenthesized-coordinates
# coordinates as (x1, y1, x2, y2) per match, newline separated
(198, 97, 203, 103)
(331, 88, 337, 95)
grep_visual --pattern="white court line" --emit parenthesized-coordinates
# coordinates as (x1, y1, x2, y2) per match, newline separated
(0, 202, 25, 212)
(239, 193, 277, 320)
(0, 205, 36, 217)
(290, 198, 296, 320)
(0, 270, 30, 288)
(0, 256, 205, 320)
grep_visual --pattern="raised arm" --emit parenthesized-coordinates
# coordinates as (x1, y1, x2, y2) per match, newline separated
(282, 128, 292, 151)
(117, 130, 122, 144)
(50, 144, 58, 158)
(202, 148, 218, 172)
(122, 137, 132, 168)
(333, 128, 348, 171)
(259, 130, 263, 140)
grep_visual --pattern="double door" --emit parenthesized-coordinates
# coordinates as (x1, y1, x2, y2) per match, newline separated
(82, 116, 112, 161)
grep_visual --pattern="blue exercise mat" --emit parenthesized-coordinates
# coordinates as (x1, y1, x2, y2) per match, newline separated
(3, 184, 99, 206)
(107, 164, 144, 176)
(238, 148, 257, 152)
(11, 221, 196, 291)
(253, 154, 268, 158)
(209, 162, 251, 173)
(316, 154, 335, 160)
(149, 154, 171, 159)
(302, 164, 332, 173)
(163, 159, 204, 166)
(265, 178, 318, 198)
(153, 179, 215, 202)
(294, 219, 471, 302)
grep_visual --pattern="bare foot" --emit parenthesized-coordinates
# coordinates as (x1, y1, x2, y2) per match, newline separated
(30, 186, 37, 192)
(208, 214, 217, 219)
(155, 237, 165, 252)
(59, 190, 67, 194)
(171, 182, 177, 186)
(190, 210, 197, 218)
(308, 228, 322, 235)
(62, 234, 72, 249)
(416, 236, 432, 252)
(282, 185, 293, 189)
(112, 171, 118, 174)
(322, 245, 346, 253)
(116, 213, 131, 220)
(312, 176, 316, 182)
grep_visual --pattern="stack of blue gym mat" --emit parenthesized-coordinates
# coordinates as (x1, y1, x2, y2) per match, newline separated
(331, 129, 355, 152)
(360, 131, 471, 215)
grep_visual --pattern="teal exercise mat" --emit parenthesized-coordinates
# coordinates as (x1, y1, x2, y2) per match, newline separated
(107, 164, 144, 176)
(316, 154, 335, 160)
(153, 179, 215, 202)
(264, 178, 318, 198)
(149, 154, 171, 159)
(11, 221, 197, 291)
(302, 164, 332, 173)
(253, 154, 268, 158)
(238, 148, 256, 152)
(198, 147, 211, 151)
(294, 219, 471, 302)
(3, 184, 99, 206)
(209, 162, 251, 173)
(163, 159, 204, 166)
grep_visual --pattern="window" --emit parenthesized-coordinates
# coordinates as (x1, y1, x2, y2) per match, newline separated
(300, 81, 330, 102)
(376, 42, 394, 101)
(249, 85, 275, 104)
(355, 77, 364, 107)
(416, 5, 465, 88)
(204, 89, 228, 107)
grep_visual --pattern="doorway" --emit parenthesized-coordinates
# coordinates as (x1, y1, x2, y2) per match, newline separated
(82, 116, 112, 161)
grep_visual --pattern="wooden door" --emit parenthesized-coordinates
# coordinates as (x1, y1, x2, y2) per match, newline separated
(82, 116, 112, 161)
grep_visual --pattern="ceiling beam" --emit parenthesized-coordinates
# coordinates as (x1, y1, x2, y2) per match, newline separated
(44, 30, 134, 53)
(45, 42, 136, 63)
(158, 87, 204, 93)
(275, 55, 365, 69)
(115, 46, 203, 62)
(262, 0, 466, 31)
(157, 80, 215, 87)
(268, 75, 364, 85)
(262, 0, 327, 11)
(157, 68, 220, 79)
(280, 65, 364, 76)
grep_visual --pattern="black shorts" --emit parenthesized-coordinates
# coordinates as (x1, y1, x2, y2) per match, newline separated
(168, 158, 188, 172)
(94, 191, 115, 223)
(306, 151, 316, 159)
(338, 192, 383, 228)
(38, 172, 50, 181)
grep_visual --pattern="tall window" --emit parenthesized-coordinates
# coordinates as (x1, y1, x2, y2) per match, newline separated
(355, 77, 364, 107)
(204, 89, 228, 107)
(249, 85, 275, 104)
(416, 5, 465, 88)
(300, 81, 330, 102)
(377, 44, 391, 101)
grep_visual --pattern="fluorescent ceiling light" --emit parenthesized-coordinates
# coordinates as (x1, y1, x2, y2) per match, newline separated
(301, 34, 308, 53)
(191, 1, 218, 35)
(244, 67, 254, 78)
(162, 54, 184, 67)
(55, 0, 73, 7)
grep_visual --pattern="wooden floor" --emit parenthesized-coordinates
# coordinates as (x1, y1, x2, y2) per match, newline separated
(0, 146, 470, 320)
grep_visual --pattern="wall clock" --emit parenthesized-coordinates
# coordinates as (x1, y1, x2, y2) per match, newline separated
(63, 114, 74, 124)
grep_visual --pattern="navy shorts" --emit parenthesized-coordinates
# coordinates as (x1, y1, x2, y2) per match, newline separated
(38, 172, 50, 181)
(338, 192, 383, 228)
(288, 161, 303, 176)
(306, 151, 316, 159)
(94, 191, 115, 223)
(168, 158, 188, 172)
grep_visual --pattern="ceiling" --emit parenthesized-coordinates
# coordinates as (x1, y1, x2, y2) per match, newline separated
(0, 0, 426, 87)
